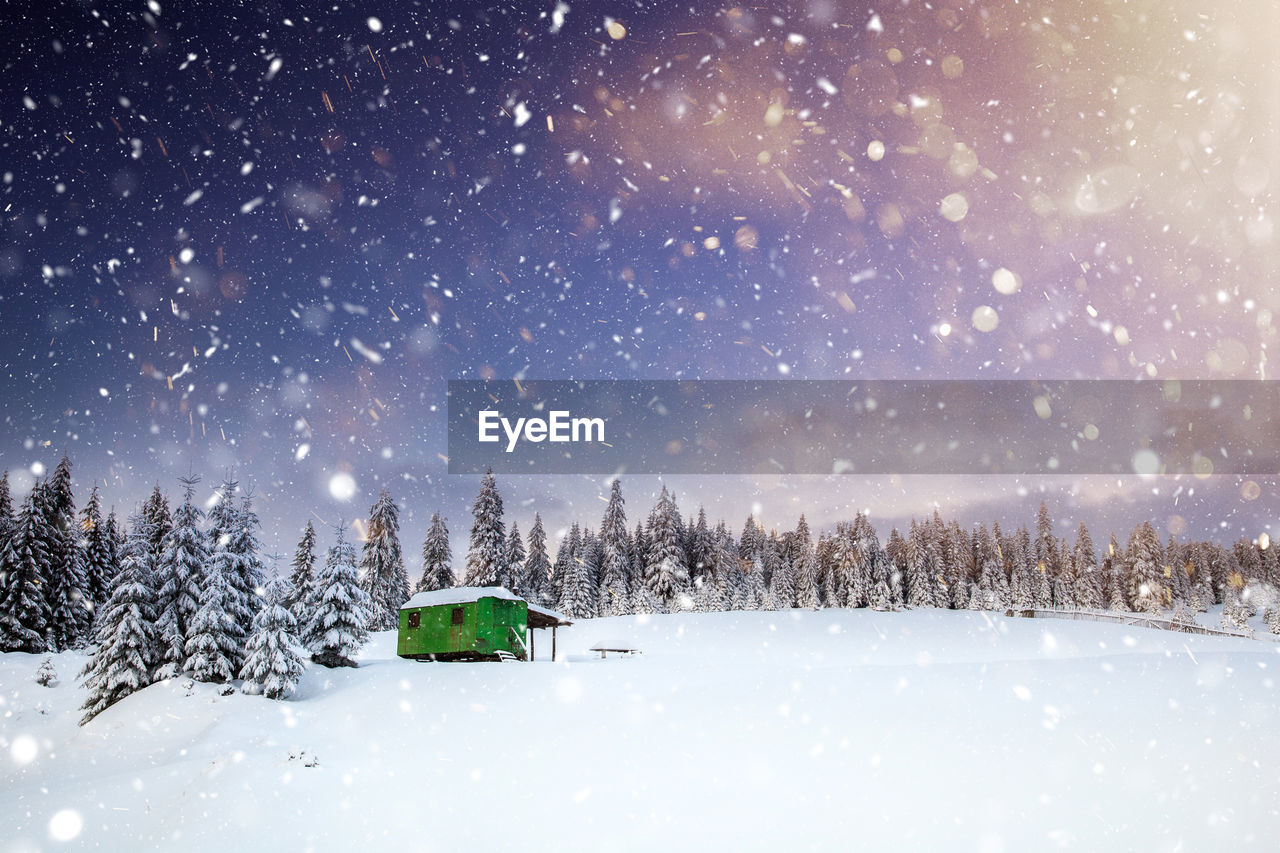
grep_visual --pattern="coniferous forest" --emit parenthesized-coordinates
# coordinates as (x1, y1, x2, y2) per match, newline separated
(2, 460, 1278, 725)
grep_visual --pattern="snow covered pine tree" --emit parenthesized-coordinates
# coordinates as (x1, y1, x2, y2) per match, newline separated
(304, 524, 370, 668)
(240, 575, 307, 699)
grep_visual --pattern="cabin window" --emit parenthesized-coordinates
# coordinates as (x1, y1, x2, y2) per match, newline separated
(451, 607, 465, 625)
(407, 612, 420, 629)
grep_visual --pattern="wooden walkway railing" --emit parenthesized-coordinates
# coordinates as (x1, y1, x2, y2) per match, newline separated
(1004, 607, 1278, 641)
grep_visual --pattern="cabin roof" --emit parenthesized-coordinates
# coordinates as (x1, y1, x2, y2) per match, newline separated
(400, 586, 572, 628)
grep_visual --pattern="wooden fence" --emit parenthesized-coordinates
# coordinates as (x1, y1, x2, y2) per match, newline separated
(1004, 607, 1278, 641)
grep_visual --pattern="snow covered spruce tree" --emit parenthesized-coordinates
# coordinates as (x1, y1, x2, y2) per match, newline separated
(81, 484, 117, 616)
(556, 523, 598, 618)
(43, 460, 93, 650)
(1072, 523, 1103, 610)
(577, 530, 603, 615)
(418, 510, 454, 592)
(0, 470, 12, 546)
(240, 575, 307, 699)
(598, 479, 632, 617)
(903, 520, 935, 609)
(645, 487, 690, 610)
(0, 487, 52, 653)
(304, 524, 370, 668)
(141, 485, 173, 563)
(287, 520, 317, 622)
(550, 523, 580, 610)
(184, 562, 239, 683)
(230, 493, 267, 619)
(1127, 521, 1165, 613)
(155, 477, 209, 676)
(791, 515, 821, 610)
(501, 521, 525, 594)
(359, 489, 410, 631)
(462, 469, 508, 587)
(79, 509, 161, 725)
(522, 514, 551, 605)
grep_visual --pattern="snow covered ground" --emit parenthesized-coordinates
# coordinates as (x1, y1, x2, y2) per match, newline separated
(3, 608, 1278, 851)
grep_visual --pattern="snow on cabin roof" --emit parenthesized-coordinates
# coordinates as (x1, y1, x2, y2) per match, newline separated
(399, 587, 572, 626)
(400, 586, 522, 609)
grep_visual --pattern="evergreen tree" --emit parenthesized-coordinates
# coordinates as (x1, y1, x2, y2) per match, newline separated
(1032, 556, 1052, 608)
(141, 486, 173, 565)
(502, 522, 526, 594)
(1165, 535, 1190, 605)
(816, 532, 839, 606)
(418, 511, 454, 592)
(766, 532, 794, 608)
(945, 520, 971, 608)
(743, 553, 766, 611)
(645, 487, 690, 608)
(631, 521, 650, 596)
(0, 470, 12, 546)
(716, 525, 747, 610)
(304, 524, 371, 668)
(904, 520, 935, 609)
(240, 576, 307, 699)
(287, 521, 318, 622)
(576, 531, 603, 615)
(687, 507, 713, 586)
(78, 509, 160, 725)
(1189, 543, 1214, 611)
(792, 515, 820, 609)
(184, 564, 239, 683)
(974, 525, 1003, 610)
(739, 516, 762, 565)
(830, 525, 861, 608)
(156, 477, 209, 675)
(557, 525, 598, 619)
(1071, 523, 1102, 609)
(1262, 542, 1280, 590)
(104, 509, 124, 591)
(523, 515, 552, 605)
(551, 524, 581, 609)
(81, 485, 115, 613)
(463, 469, 508, 587)
(43, 461, 92, 650)
(1052, 543, 1078, 609)
(0, 488, 52, 653)
(225, 491, 267, 631)
(1074, 568, 1104, 611)
(868, 577, 892, 611)
(598, 480, 631, 617)
(1127, 521, 1165, 613)
(359, 489, 409, 630)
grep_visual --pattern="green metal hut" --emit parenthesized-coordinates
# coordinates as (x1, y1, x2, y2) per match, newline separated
(397, 587, 572, 662)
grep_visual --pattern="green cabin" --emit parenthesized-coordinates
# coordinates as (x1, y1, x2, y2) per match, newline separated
(397, 587, 572, 662)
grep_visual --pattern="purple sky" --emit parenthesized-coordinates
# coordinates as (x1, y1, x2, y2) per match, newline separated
(1, 0, 1277, 568)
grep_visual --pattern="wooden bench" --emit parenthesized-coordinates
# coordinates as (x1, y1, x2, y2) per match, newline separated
(589, 644, 641, 659)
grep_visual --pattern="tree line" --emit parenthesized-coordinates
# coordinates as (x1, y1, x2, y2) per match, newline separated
(438, 471, 1280, 636)
(3, 460, 1279, 724)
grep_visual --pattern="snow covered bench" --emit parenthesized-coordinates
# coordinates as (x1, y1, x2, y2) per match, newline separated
(589, 642, 642, 659)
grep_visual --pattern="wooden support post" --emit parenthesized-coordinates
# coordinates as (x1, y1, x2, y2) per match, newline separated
(552, 626, 557, 662)
(530, 627, 536, 662)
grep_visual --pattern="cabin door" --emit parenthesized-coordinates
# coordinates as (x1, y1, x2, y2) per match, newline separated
(448, 606, 466, 651)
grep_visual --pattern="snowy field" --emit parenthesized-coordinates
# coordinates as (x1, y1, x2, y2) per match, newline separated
(3, 609, 1278, 852)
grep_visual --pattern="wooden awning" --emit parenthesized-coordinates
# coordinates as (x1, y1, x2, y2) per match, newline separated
(527, 603, 572, 629)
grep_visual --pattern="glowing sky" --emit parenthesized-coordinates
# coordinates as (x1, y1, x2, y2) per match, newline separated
(2, 1, 1278, 559)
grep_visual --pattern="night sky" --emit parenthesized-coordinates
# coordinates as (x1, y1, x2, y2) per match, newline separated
(2, 0, 1278, 565)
